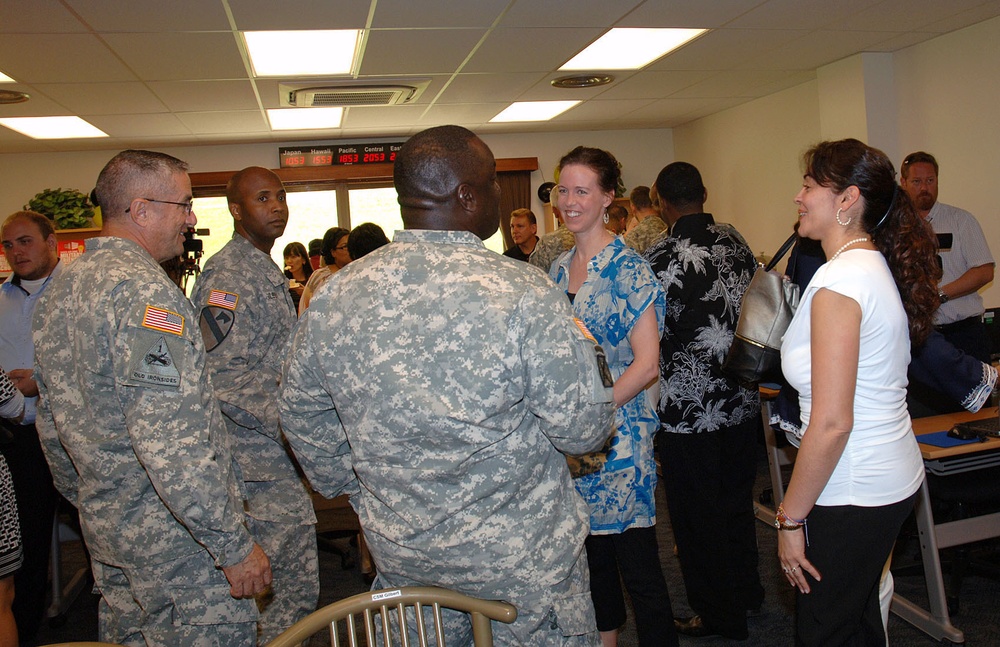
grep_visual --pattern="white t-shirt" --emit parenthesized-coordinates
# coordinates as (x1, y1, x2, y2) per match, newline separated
(781, 249, 924, 507)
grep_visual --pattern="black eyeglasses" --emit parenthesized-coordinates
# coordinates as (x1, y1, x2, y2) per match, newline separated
(126, 198, 195, 215)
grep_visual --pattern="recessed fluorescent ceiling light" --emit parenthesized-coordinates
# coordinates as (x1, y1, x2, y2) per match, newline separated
(267, 107, 344, 130)
(245, 30, 360, 76)
(490, 101, 580, 123)
(0, 116, 107, 139)
(0, 71, 15, 83)
(560, 28, 707, 70)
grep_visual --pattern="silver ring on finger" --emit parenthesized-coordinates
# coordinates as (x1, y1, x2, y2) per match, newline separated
(791, 567, 798, 573)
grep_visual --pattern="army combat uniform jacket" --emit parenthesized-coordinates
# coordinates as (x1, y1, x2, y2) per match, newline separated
(34, 236, 253, 570)
(280, 229, 615, 644)
(192, 233, 314, 524)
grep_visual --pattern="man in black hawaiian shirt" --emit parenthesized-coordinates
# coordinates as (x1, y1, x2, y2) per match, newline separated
(644, 162, 764, 641)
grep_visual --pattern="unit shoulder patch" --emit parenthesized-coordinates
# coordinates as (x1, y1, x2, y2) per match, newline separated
(200, 306, 235, 352)
(130, 336, 181, 388)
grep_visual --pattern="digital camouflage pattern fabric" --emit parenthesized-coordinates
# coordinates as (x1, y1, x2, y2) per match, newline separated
(34, 236, 256, 646)
(281, 229, 615, 646)
(193, 232, 318, 643)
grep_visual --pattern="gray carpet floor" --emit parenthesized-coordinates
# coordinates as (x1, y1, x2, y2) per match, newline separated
(30, 444, 1000, 645)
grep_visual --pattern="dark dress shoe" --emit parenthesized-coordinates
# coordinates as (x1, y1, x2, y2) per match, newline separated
(673, 615, 715, 638)
(674, 615, 749, 640)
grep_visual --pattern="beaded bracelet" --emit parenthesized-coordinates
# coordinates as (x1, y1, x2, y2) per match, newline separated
(775, 503, 810, 545)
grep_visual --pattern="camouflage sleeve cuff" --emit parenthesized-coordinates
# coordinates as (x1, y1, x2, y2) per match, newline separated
(212, 527, 256, 569)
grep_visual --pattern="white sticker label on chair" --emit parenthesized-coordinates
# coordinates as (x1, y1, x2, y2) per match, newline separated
(372, 590, 403, 601)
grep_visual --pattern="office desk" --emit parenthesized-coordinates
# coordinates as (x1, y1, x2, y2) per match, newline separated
(891, 410, 1000, 644)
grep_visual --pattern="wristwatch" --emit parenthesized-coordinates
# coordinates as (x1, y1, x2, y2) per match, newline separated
(938, 290, 949, 304)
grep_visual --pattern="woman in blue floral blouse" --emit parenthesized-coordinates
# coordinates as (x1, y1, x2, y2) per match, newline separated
(550, 146, 676, 647)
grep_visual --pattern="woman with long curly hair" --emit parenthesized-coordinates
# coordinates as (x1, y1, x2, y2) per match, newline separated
(776, 139, 940, 645)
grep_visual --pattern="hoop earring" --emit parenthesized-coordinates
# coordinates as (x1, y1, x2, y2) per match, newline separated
(835, 208, 852, 227)
(603, 210, 609, 224)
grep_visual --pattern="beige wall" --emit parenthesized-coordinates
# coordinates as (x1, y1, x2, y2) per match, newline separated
(672, 80, 821, 260)
(674, 16, 998, 306)
(894, 16, 999, 308)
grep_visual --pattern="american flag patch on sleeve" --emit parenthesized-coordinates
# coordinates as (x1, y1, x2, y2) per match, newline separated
(142, 305, 185, 336)
(207, 289, 238, 310)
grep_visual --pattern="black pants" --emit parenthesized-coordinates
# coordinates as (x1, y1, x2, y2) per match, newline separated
(795, 493, 918, 646)
(0, 422, 57, 642)
(585, 526, 678, 647)
(660, 418, 764, 640)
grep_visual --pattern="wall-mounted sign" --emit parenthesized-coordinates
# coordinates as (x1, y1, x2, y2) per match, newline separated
(279, 142, 404, 168)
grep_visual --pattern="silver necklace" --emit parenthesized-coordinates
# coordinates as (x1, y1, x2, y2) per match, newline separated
(829, 237, 870, 262)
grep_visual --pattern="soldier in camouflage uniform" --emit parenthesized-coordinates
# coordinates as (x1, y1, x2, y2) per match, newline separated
(191, 166, 318, 644)
(528, 204, 576, 273)
(280, 125, 616, 646)
(623, 185, 668, 255)
(33, 150, 271, 647)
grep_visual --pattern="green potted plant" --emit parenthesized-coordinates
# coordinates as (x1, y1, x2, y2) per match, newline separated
(25, 187, 96, 230)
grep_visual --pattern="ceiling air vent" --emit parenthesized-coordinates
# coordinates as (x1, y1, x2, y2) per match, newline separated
(279, 80, 429, 108)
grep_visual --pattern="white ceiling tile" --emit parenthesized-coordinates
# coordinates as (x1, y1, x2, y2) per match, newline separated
(645, 28, 806, 71)
(463, 28, 604, 73)
(371, 0, 510, 28)
(624, 96, 735, 121)
(594, 70, 714, 100)
(671, 70, 803, 99)
(499, 0, 641, 28)
(618, 0, 766, 28)
(176, 110, 269, 134)
(147, 80, 259, 112)
(743, 30, 899, 71)
(359, 29, 486, 75)
(341, 105, 429, 129)
(419, 103, 511, 124)
(0, 0, 995, 152)
(0, 86, 77, 116)
(64, 0, 231, 31)
(435, 73, 547, 104)
(515, 75, 630, 103)
(0, 0, 91, 33)
(549, 99, 654, 122)
(228, 0, 371, 30)
(0, 34, 137, 83)
(919, 3, 1000, 33)
(85, 113, 191, 137)
(727, 0, 881, 30)
(828, 0, 990, 32)
(103, 33, 248, 82)
(32, 82, 169, 115)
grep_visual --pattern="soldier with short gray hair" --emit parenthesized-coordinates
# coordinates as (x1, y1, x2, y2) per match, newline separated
(33, 149, 271, 647)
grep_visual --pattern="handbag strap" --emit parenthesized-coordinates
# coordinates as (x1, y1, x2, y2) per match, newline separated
(764, 232, 799, 272)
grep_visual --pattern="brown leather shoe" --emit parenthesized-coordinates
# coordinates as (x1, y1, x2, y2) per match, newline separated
(673, 615, 715, 638)
(673, 615, 748, 640)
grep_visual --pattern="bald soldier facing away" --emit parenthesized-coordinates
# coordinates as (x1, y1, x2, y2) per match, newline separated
(280, 125, 615, 646)
(192, 167, 318, 644)
(33, 150, 270, 647)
